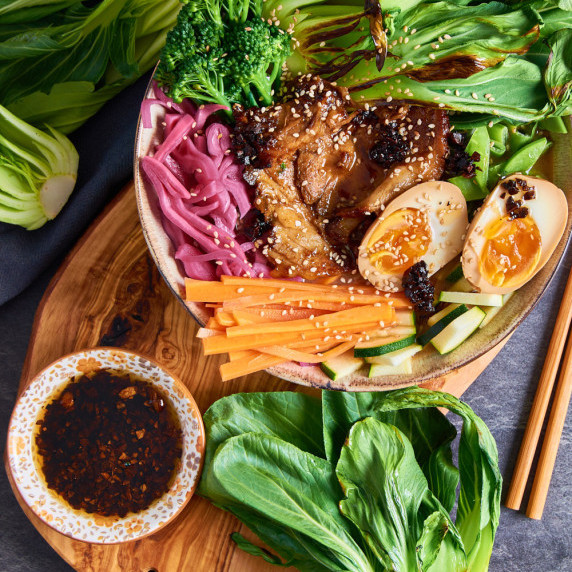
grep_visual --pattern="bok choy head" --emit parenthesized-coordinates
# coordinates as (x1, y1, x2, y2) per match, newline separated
(0, 104, 78, 230)
(200, 388, 502, 572)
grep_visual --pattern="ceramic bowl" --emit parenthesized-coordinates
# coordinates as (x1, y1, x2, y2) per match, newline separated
(6, 348, 205, 544)
(134, 82, 572, 390)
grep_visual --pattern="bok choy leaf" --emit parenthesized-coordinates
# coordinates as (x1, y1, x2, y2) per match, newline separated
(211, 433, 376, 572)
(284, 0, 572, 127)
(336, 417, 467, 572)
(199, 388, 502, 572)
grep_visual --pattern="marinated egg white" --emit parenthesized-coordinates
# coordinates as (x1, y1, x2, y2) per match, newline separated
(358, 181, 468, 291)
(462, 174, 568, 295)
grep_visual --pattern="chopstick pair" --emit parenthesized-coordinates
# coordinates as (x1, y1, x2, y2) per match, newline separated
(505, 263, 572, 519)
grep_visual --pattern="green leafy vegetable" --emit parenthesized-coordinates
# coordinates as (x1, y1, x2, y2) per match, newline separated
(200, 388, 502, 572)
(0, 103, 78, 229)
(155, 0, 292, 108)
(336, 417, 466, 572)
(212, 433, 375, 572)
(281, 0, 572, 127)
(0, 0, 181, 133)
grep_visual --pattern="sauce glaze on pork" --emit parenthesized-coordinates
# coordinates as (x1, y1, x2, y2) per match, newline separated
(233, 75, 449, 278)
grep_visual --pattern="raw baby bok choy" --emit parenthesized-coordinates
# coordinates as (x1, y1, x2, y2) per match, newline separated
(199, 388, 502, 572)
(0, 104, 78, 230)
(0, 0, 182, 134)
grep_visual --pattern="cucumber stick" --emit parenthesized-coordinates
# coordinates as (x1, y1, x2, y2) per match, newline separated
(431, 306, 486, 354)
(417, 304, 469, 347)
(354, 334, 416, 358)
(439, 291, 503, 307)
(369, 358, 413, 378)
(479, 292, 514, 328)
(366, 344, 422, 366)
(321, 351, 363, 381)
(427, 303, 461, 327)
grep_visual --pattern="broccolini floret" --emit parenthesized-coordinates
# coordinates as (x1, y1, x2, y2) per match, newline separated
(155, 1, 292, 109)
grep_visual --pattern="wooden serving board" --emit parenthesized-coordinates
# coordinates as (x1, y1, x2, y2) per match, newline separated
(5, 184, 508, 572)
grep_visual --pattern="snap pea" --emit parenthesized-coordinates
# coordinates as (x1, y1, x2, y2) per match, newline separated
(487, 123, 508, 157)
(465, 126, 490, 192)
(450, 175, 487, 201)
(508, 124, 537, 153)
(539, 116, 569, 134)
(501, 137, 550, 176)
(487, 163, 504, 189)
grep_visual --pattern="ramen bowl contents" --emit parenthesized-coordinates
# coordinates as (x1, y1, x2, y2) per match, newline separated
(36, 370, 182, 518)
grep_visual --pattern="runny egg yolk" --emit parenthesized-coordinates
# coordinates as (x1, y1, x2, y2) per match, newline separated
(366, 208, 432, 275)
(479, 215, 542, 288)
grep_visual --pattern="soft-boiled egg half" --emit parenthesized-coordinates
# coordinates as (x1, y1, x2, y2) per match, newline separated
(462, 174, 568, 295)
(358, 181, 468, 291)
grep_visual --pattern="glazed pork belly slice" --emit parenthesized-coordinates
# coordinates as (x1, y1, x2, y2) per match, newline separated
(233, 75, 449, 277)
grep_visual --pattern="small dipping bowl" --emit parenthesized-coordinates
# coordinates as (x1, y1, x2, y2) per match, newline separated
(6, 348, 205, 544)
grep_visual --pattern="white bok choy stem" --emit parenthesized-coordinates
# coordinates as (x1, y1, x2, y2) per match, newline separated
(0, 104, 79, 230)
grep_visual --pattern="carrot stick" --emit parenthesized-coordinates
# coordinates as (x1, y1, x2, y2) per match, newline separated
(202, 321, 383, 355)
(233, 307, 328, 324)
(225, 305, 394, 338)
(222, 290, 410, 311)
(220, 275, 379, 294)
(220, 353, 286, 381)
(255, 340, 356, 363)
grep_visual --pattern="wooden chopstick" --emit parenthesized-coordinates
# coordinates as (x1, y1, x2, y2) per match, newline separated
(526, 327, 572, 519)
(505, 263, 572, 512)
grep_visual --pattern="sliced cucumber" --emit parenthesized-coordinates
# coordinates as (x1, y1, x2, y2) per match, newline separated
(431, 306, 486, 354)
(427, 303, 461, 327)
(369, 358, 413, 378)
(321, 350, 363, 381)
(439, 291, 504, 307)
(366, 344, 422, 366)
(479, 292, 514, 328)
(354, 334, 416, 358)
(364, 326, 417, 339)
(417, 304, 469, 347)
(445, 264, 464, 283)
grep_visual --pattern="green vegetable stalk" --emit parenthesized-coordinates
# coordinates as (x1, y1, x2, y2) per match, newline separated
(199, 388, 502, 572)
(0, 104, 78, 230)
(0, 0, 182, 134)
(281, 0, 572, 128)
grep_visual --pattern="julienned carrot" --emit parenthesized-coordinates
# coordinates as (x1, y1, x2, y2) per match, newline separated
(228, 350, 257, 361)
(221, 340, 358, 380)
(202, 319, 389, 355)
(232, 307, 329, 324)
(185, 279, 280, 302)
(223, 291, 410, 311)
(256, 340, 356, 363)
(187, 277, 410, 308)
(214, 310, 236, 327)
(220, 275, 378, 294)
(220, 353, 286, 381)
(225, 305, 394, 338)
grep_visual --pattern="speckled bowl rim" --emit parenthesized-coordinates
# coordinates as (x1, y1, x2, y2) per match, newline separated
(134, 78, 572, 391)
(6, 347, 205, 544)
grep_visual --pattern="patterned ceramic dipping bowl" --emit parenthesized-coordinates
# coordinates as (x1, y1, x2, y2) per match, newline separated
(6, 348, 205, 544)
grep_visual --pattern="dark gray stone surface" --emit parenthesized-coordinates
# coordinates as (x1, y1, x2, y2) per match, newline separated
(1, 253, 570, 571)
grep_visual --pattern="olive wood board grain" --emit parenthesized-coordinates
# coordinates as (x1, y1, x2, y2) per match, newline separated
(5, 183, 508, 572)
